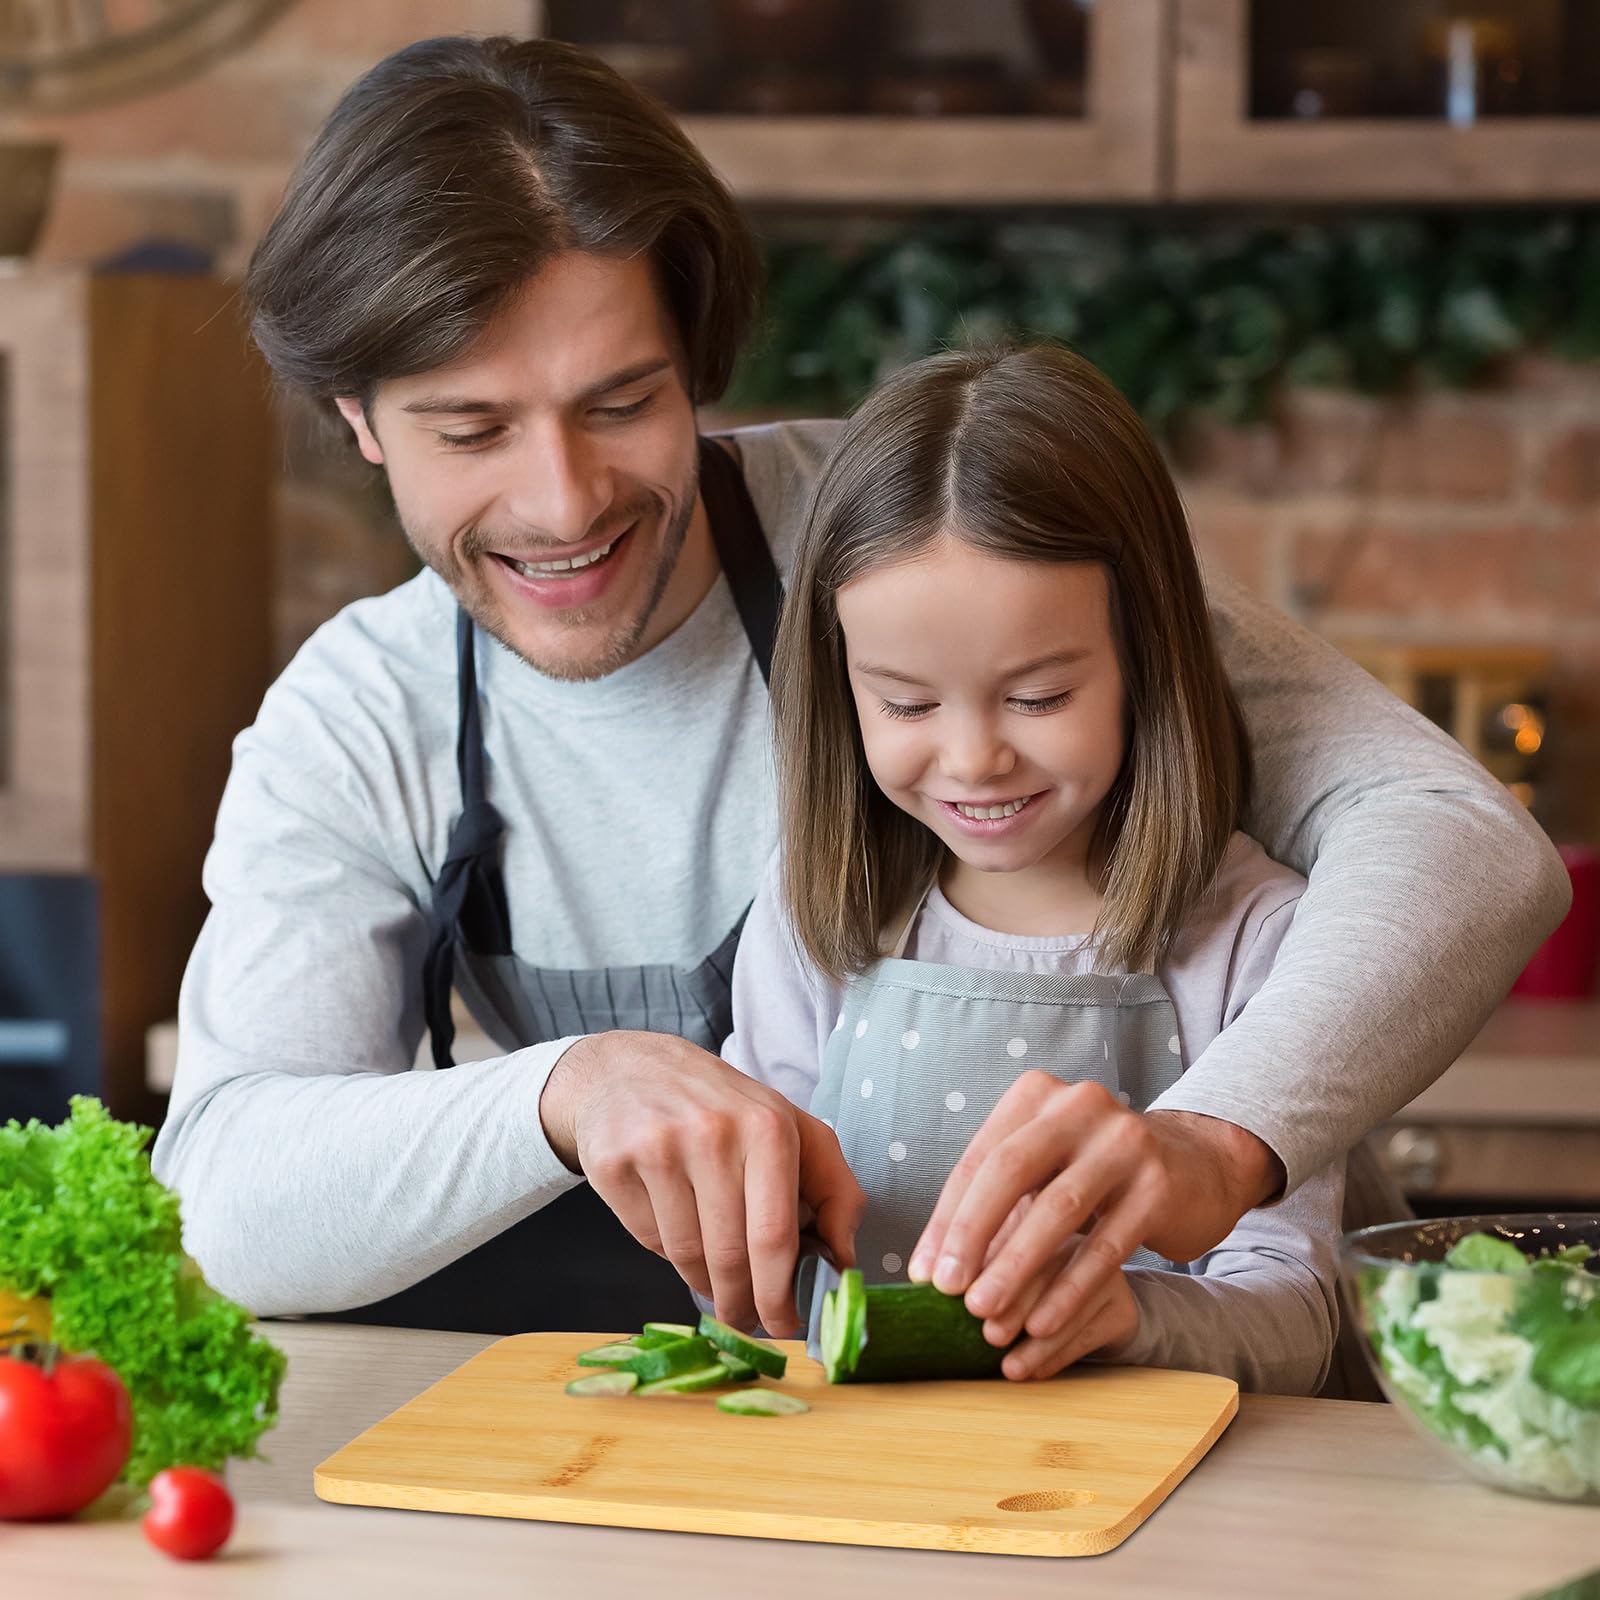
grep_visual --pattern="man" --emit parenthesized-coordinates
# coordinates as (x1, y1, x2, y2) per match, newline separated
(153, 36, 1568, 1355)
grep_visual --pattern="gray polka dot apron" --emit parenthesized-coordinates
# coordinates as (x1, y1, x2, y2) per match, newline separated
(810, 884, 1183, 1284)
(320, 437, 782, 1336)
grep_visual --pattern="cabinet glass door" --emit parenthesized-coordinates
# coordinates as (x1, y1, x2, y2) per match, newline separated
(538, 0, 1162, 202)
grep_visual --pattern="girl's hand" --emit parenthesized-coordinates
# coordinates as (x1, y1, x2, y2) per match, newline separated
(985, 1233, 1140, 1382)
(908, 1071, 1271, 1340)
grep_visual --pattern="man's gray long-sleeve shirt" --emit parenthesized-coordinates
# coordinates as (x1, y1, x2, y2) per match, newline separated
(151, 418, 1571, 1318)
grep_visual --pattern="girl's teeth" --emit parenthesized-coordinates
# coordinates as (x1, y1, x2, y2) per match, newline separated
(515, 539, 614, 577)
(955, 798, 1031, 820)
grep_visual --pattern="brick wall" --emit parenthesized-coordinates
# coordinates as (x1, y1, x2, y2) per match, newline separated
(0, 1, 537, 657)
(3, 0, 1595, 844)
(1174, 360, 1600, 843)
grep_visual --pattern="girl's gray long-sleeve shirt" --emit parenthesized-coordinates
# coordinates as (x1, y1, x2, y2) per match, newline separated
(722, 836, 1344, 1395)
(151, 418, 1571, 1319)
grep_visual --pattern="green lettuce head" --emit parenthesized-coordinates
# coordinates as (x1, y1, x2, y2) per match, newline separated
(0, 1096, 285, 1488)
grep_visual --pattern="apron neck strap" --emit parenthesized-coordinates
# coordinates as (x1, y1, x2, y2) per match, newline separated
(698, 434, 784, 686)
(454, 606, 489, 806)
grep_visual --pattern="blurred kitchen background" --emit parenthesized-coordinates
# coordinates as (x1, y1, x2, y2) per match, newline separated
(0, 0, 1596, 1215)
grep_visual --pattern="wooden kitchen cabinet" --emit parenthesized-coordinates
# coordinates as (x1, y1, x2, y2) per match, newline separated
(1173, 0, 1600, 201)
(542, 1, 1600, 206)
(538, 0, 1166, 204)
(0, 270, 273, 1125)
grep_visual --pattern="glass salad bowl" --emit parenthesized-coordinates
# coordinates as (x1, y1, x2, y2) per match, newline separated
(1341, 1214, 1600, 1503)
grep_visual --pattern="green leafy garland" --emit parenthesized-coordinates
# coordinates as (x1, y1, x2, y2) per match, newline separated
(727, 211, 1600, 430)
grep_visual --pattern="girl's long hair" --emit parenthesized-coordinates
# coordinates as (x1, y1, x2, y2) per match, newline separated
(773, 342, 1251, 981)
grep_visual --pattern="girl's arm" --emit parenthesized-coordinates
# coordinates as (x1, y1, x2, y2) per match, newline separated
(721, 851, 842, 1108)
(1084, 1160, 1345, 1394)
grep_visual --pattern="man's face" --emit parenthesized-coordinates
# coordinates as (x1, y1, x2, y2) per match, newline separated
(336, 252, 708, 681)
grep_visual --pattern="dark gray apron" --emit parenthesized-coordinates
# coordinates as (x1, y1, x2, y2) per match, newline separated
(327, 438, 782, 1334)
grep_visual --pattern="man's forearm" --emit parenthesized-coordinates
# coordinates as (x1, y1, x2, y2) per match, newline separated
(153, 1043, 582, 1315)
(1202, 573, 1570, 1193)
(1155, 792, 1566, 1194)
(1145, 1109, 1284, 1262)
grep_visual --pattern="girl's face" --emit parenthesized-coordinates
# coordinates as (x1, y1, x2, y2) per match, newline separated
(836, 534, 1127, 881)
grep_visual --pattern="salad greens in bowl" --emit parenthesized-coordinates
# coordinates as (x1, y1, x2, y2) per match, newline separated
(1342, 1214, 1600, 1502)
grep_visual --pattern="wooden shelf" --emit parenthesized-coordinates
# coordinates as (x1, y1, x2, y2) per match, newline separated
(682, 114, 1158, 205)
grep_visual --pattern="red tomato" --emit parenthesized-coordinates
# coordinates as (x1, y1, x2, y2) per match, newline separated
(0, 1347, 133, 1520)
(142, 1466, 235, 1561)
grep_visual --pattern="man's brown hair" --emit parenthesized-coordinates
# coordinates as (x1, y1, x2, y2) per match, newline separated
(773, 342, 1252, 981)
(246, 35, 760, 414)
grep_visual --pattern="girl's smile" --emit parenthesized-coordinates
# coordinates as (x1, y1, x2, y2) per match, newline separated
(936, 792, 1045, 835)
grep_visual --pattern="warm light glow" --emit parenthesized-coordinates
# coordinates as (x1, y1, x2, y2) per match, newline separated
(1514, 725, 1543, 755)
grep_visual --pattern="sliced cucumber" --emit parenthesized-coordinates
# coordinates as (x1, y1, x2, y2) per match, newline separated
(715, 1389, 810, 1416)
(718, 1352, 759, 1382)
(818, 1268, 871, 1383)
(820, 1268, 1007, 1384)
(637, 1363, 733, 1396)
(565, 1370, 638, 1397)
(697, 1315, 788, 1378)
(626, 1336, 716, 1382)
(637, 1321, 697, 1347)
(576, 1340, 643, 1368)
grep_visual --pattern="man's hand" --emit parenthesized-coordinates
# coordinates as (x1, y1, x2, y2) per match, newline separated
(539, 1032, 866, 1337)
(907, 1073, 1283, 1339)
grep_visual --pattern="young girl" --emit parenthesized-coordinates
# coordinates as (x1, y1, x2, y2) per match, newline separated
(722, 342, 1345, 1395)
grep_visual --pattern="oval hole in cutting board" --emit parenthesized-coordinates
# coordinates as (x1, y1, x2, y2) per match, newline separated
(996, 1489, 1097, 1513)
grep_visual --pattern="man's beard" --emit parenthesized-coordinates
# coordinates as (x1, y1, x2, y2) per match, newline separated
(405, 464, 699, 683)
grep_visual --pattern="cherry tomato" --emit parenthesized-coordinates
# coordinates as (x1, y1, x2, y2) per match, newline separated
(0, 1345, 133, 1520)
(142, 1466, 235, 1561)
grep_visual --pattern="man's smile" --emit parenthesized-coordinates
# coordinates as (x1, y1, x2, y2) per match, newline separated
(486, 518, 641, 610)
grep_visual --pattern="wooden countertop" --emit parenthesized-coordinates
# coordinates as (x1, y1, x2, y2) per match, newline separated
(12, 1322, 1597, 1598)
(1392, 1000, 1600, 1125)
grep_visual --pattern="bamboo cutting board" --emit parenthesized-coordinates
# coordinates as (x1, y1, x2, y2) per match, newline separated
(314, 1332, 1237, 1557)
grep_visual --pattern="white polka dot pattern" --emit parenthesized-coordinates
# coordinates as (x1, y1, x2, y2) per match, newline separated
(808, 958, 1188, 1292)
